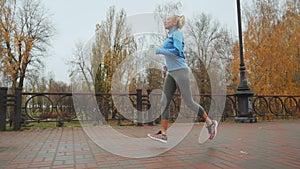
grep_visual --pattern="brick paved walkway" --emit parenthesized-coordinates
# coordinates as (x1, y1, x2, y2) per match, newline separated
(0, 120, 299, 169)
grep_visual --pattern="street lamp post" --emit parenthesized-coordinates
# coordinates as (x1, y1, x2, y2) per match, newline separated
(235, 0, 257, 123)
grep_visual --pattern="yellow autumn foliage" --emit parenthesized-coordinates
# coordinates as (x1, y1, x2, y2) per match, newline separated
(230, 0, 300, 95)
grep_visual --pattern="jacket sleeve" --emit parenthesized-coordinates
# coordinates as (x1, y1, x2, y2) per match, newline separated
(156, 31, 183, 57)
(156, 48, 179, 57)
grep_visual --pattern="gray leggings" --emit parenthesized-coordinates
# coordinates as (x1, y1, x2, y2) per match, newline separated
(161, 68, 205, 119)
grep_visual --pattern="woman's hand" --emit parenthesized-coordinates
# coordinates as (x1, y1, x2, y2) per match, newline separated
(163, 65, 167, 73)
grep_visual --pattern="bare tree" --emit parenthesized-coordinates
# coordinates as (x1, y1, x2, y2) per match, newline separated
(68, 41, 94, 92)
(184, 13, 234, 93)
(186, 14, 233, 71)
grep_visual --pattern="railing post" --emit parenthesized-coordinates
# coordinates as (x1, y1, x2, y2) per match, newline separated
(0, 87, 8, 131)
(136, 89, 143, 126)
(13, 87, 22, 131)
(147, 89, 153, 126)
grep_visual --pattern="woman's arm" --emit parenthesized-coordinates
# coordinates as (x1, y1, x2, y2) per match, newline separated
(156, 31, 183, 57)
(156, 47, 179, 57)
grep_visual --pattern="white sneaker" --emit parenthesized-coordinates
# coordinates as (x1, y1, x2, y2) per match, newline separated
(207, 120, 218, 140)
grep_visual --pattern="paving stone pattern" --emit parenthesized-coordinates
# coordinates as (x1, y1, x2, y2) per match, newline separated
(0, 120, 299, 169)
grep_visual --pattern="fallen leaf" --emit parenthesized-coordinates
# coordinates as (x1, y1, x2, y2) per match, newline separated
(240, 150, 248, 154)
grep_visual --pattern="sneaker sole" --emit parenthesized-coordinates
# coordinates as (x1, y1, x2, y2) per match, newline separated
(147, 134, 167, 143)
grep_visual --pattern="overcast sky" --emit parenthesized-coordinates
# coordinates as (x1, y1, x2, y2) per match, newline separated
(41, 0, 240, 84)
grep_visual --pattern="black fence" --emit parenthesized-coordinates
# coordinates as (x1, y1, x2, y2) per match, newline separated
(0, 88, 22, 131)
(0, 87, 299, 130)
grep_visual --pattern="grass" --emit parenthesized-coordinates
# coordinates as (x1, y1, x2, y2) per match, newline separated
(3, 121, 82, 131)
(2, 119, 137, 131)
(2, 115, 299, 131)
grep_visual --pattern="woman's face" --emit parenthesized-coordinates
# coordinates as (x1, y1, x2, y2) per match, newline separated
(164, 15, 177, 30)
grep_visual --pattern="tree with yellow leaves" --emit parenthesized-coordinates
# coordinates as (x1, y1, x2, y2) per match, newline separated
(230, 0, 300, 95)
(90, 6, 137, 120)
(92, 6, 136, 94)
(0, 0, 54, 89)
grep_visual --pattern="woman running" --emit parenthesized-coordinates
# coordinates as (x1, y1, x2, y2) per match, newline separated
(147, 14, 218, 143)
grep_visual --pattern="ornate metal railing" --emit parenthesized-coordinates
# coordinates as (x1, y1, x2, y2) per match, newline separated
(253, 95, 300, 117)
(23, 92, 75, 122)
(22, 91, 300, 123)
(0, 87, 299, 130)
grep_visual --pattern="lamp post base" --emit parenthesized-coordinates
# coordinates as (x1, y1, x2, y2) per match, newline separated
(235, 117, 257, 123)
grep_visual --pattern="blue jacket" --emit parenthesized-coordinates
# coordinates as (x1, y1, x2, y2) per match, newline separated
(156, 28, 188, 71)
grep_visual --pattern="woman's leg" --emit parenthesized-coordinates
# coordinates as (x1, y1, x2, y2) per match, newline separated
(160, 73, 177, 134)
(171, 69, 218, 140)
(169, 69, 212, 125)
(147, 73, 177, 143)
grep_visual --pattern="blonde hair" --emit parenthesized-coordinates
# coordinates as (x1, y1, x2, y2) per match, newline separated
(174, 15, 185, 29)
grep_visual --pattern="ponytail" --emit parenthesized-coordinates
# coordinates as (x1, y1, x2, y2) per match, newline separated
(177, 15, 185, 29)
